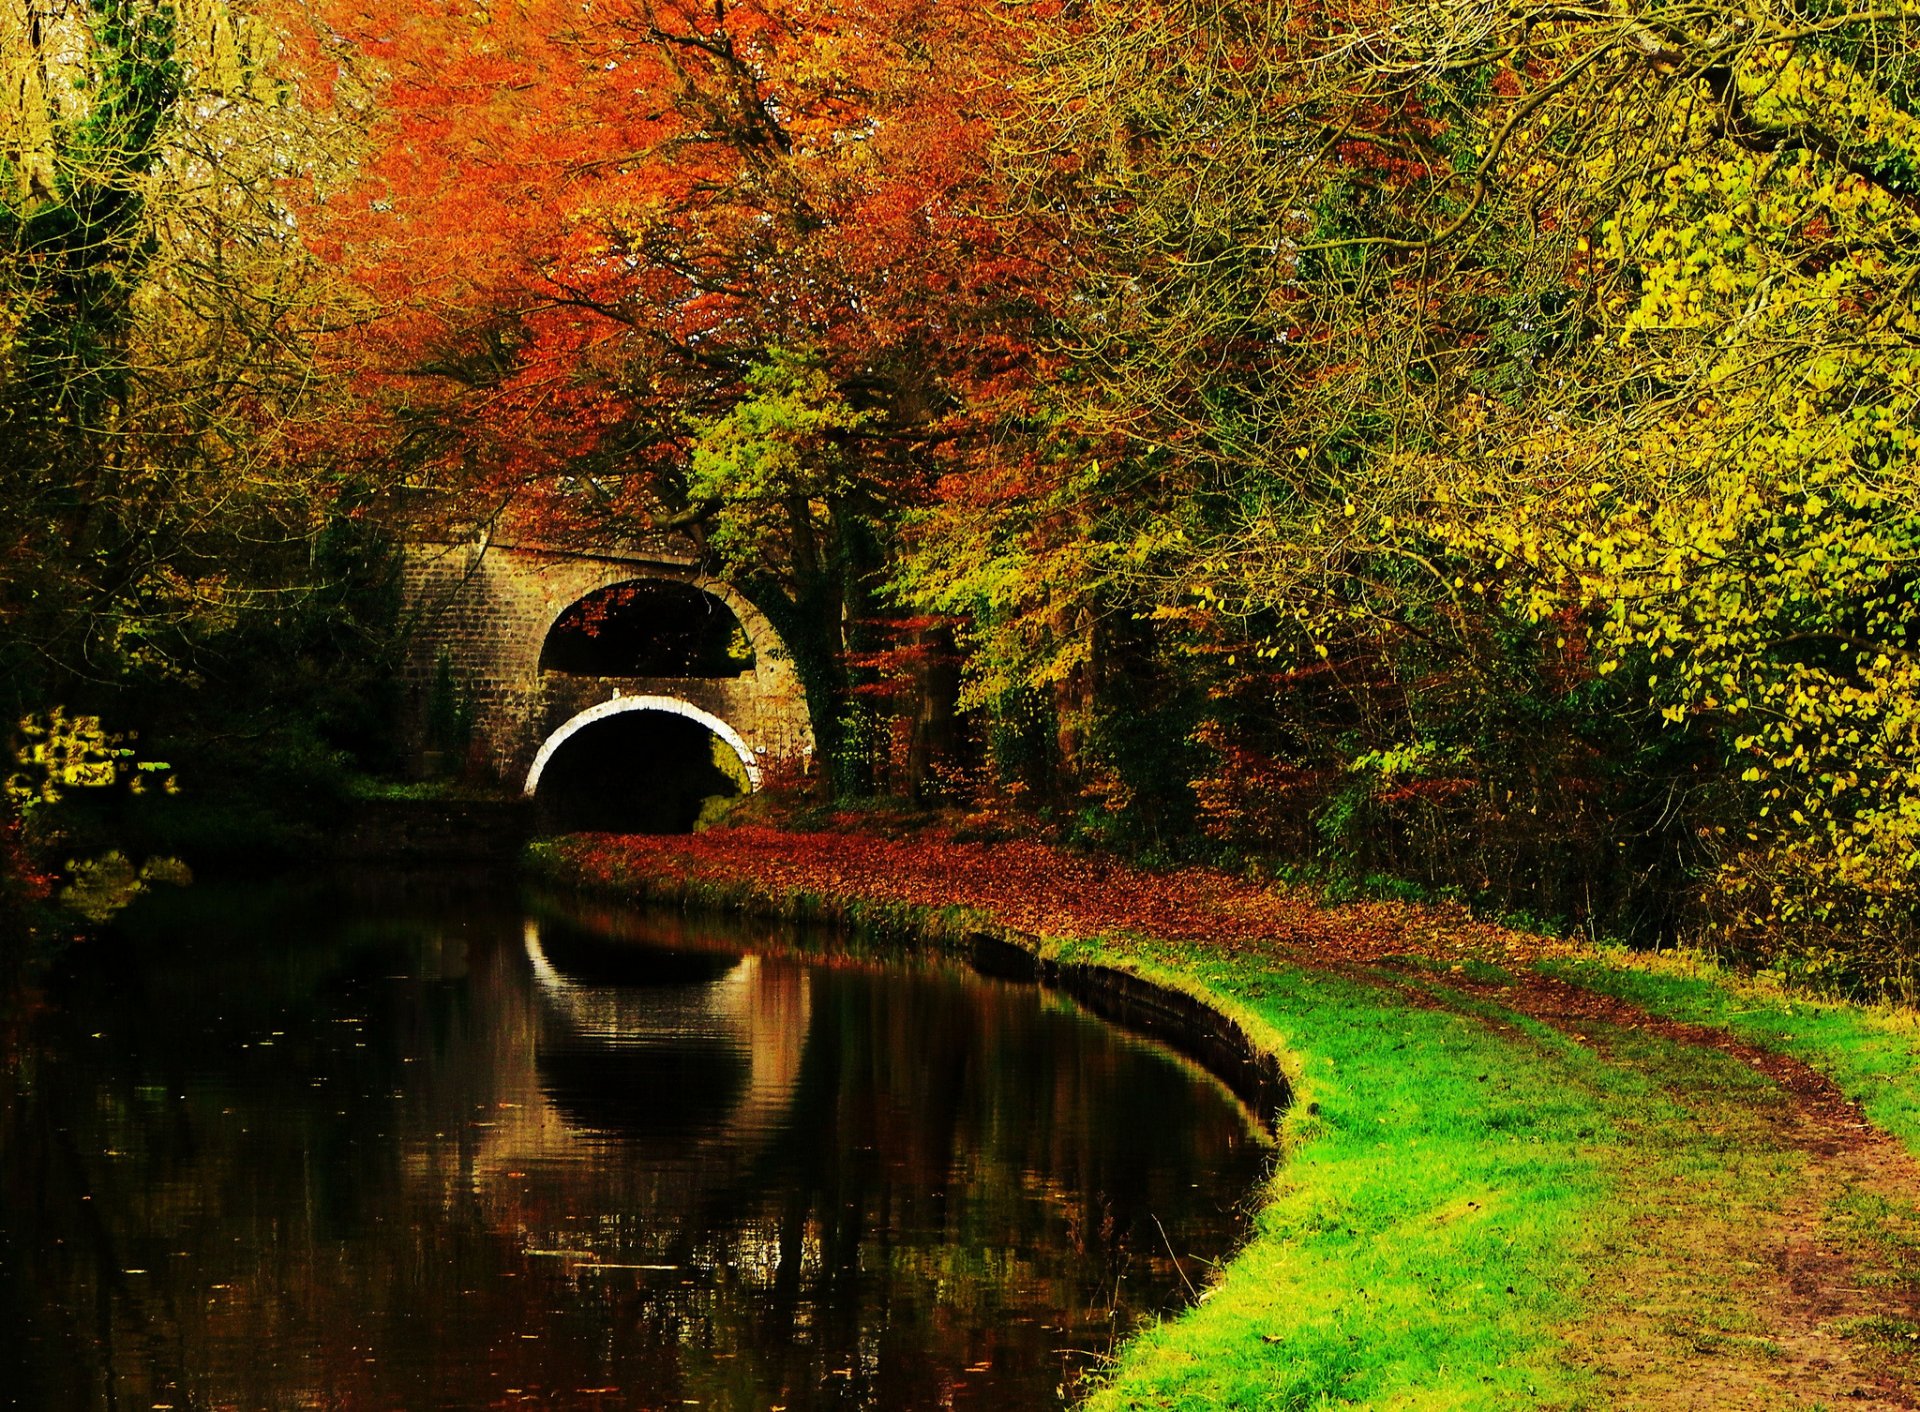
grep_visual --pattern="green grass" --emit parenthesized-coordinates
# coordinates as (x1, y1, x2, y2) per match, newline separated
(1539, 952, 1920, 1152)
(1071, 947, 1617, 1410)
(342, 774, 520, 804)
(1074, 942, 1870, 1410)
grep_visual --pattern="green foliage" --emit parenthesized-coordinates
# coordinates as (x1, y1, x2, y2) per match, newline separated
(984, 687, 1056, 786)
(881, 0, 1920, 974)
(686, 349, 873, 571)
(828, 701, 879, 797)
(892, 455, 1114, 713)
(2, 0, 181, 416)
(58, 847, 191, 923)
(0, 0, 365, 715)
(342, 775, 511, 804)
(677, 349, 904, 799)
(1414, 30, 1920, 965)
(6, 706, 174, 813)
(6, 707, 189, 922)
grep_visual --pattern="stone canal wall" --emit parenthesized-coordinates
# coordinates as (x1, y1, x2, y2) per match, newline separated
(329, 797, 535, 863)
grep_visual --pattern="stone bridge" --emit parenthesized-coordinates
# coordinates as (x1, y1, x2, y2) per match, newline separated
(400, 536, 813, 817)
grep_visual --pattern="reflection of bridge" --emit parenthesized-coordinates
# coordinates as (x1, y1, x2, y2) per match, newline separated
(447, 915, 814, 1267)
(521, 918, 811, 1147)
(400, 536, 813, 796)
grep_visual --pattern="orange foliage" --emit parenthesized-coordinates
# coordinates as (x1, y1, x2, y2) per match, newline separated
(279, 0, 1056, 537)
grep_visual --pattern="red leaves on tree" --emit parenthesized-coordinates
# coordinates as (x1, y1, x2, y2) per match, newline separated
(276, 0, 1056, 540)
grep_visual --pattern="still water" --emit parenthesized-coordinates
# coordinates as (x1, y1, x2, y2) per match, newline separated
(1, 875, 1269, 1411)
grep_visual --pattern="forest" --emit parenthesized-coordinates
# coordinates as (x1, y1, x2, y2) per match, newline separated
(4, 0, 1919, 989)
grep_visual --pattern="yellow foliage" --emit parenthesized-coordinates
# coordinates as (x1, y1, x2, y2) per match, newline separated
(1423, 28, 1920, 944)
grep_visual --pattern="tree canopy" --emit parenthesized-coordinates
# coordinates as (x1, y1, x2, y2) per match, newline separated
(0, 0, 362, 695)
(5, 0, 1918, 979)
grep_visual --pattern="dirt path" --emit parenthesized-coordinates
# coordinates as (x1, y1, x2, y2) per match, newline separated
(1408, 965, 1920, 1410)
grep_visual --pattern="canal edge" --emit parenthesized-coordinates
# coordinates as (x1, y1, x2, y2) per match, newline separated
(520, 847, 1298, 1138)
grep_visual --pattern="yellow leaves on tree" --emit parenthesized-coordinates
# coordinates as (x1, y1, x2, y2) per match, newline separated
(1425, 23, 1920, 962)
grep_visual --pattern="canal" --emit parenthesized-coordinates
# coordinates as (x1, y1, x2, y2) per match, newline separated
(0, 873, 1270, 1410)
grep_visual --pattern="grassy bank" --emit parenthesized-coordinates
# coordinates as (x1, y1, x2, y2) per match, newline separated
(1539, 953, 1920, 1152)
(527, 829, 1920, 1409)
(1056, 949, 1618, 1410)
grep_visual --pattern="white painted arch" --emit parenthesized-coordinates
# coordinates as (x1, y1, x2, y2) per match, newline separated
(523, 695, 762, 797)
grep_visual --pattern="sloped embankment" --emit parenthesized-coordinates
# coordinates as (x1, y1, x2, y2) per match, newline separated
(529, 825, 1920, 1410)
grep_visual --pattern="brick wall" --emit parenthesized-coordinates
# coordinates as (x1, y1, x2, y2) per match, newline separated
(400, 538, 814, 789)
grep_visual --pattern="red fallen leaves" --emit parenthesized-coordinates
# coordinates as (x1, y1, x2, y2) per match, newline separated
(0, 811, 51, 904)
(547, 822, 1575, 968)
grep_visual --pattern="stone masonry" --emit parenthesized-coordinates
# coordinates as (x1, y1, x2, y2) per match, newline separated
(400, 536, 814, 791)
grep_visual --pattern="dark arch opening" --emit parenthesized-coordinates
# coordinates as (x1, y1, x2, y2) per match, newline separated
(535, 915, 744, 988)
(540, 581, 755, 677)
(535, 710, 748, 834)
(539, 1037, 750, 1140)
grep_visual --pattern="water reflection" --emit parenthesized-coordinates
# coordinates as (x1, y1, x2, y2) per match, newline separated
(1, 876, 1269, 1411)
(523, 918, 811, 1149)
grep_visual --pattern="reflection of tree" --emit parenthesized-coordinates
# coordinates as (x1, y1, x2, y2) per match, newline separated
(0, 880, 524, 1409)
(627, 963, 1265, 1408)
(3, 889, 1265, 1411)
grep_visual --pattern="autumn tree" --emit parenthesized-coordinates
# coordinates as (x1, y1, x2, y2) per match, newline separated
(0, 0, 410, 918)
(893, 0, 1920, 964)
(0, 0, 364, 704)
(900, 0, 1635, 860)
(1416, 15, 1920, 977)
(299, 0, 1053, 790)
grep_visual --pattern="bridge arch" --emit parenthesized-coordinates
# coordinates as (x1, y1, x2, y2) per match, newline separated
(538, 579, 753, 679)
(524, 695, 763, 796)
(400, 538, 813, 794)
(534, 574, 769, 680)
